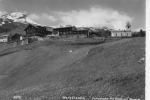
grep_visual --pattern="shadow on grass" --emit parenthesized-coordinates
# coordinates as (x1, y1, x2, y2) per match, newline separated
(0, 51, 17, 57)
(69, 41, 105, 46)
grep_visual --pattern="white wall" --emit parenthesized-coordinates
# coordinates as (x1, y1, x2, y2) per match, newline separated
(111, 31, 132, 37)
(0, 37, 8, 42)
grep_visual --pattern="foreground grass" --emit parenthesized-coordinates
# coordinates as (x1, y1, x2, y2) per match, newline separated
(0, 37, 145, 100)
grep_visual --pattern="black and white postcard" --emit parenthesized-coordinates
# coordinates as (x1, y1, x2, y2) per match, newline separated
(0, 0, 146, 100)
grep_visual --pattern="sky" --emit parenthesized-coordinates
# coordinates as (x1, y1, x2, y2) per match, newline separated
(0, 0, 146, 30)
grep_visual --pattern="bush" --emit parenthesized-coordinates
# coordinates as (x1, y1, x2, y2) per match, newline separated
(132, 29, 146, 37)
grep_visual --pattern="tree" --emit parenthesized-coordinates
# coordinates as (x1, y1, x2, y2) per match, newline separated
(101, 29, 111, 37)
(139, 29, 145, 37)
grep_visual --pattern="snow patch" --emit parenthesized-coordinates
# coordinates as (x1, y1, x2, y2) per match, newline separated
(138, 58, 145, 64)
(13, 95, 22, 99)
(69, 50, 73, 53)
(0, 11, 40, 25)
(1, 21, 5, 24)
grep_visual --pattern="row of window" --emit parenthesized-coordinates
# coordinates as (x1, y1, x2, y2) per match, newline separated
(59, 31, 71, 34)
(26, 29, 46, 33)
(114, 33, 130, 36)
(54, 28, 72, 31)
(58, 31, 87, 34)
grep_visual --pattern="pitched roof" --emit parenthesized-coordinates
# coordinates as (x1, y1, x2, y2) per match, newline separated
(126, 22, 131, 27)
(0, 28, 26, 36)
(8, 28, 26, 36)
(24, 24, 37, 31)
(45, 26, 53, 32)
(24, 24, 50, 31)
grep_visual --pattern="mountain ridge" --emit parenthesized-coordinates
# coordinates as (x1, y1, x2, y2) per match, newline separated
(0, 12, 40, 33)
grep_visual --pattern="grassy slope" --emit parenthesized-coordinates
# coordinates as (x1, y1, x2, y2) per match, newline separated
(0, 37, 145, 100)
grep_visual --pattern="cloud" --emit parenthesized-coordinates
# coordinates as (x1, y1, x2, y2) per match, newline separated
(0, 10, 7, 17)
(27, 13, 57, 25)
(26, 18, 38, 24)
(41, 13, 57, 22)
(27, 13, 40, 20)
(48, 15, 57, 22)
(28, 13, 57, 22)
(0, 0, 5, 2)
(27, 6, 133, 29)
(55, 6, 133, 29)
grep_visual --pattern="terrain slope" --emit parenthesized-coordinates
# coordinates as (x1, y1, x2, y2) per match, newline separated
(0, 37, 145, 100)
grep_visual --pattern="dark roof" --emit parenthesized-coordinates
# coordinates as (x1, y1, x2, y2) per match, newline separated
(8, 28, 26, 36)
(0, 34, 9, 37)
(126, 22, 131, 27)
(46, 26, 53, 32)
(24, 24, 38, 31)
(24, 24, 50, 31)
(0, 28, 26, 36)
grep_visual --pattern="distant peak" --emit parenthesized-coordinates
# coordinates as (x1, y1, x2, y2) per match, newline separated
(0, 11, 39, 25)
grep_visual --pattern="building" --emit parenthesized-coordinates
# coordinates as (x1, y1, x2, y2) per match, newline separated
(6, 28, 26, 43)
(111, 22, 132, 37)
(72, 28, 89, 38)
(53, 26, 77, 36)
(24, 24, 52, 37)
(46, 26, 53, 33)
(0, 35, 10, 42)
(53, 26, 89, 38)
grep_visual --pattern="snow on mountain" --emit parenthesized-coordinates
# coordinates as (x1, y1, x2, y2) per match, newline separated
(0, 12, 38, 25)
(0, 11, 61, 33)
(26, 18, 38, 25)
(0, 12, 46, 33)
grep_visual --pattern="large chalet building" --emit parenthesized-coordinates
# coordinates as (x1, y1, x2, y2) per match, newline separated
(24, 24, 53, 37)
(53, 26, 76, 35)
(53, 26, 90, 38)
